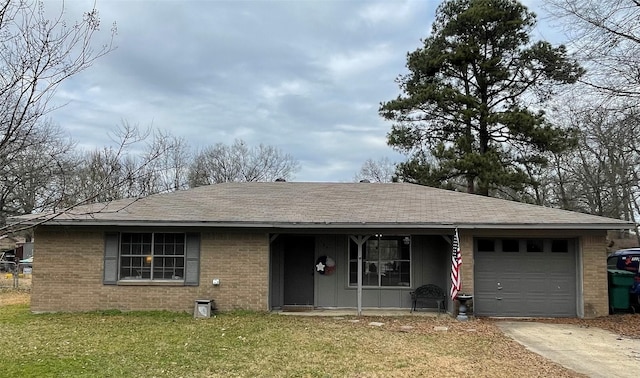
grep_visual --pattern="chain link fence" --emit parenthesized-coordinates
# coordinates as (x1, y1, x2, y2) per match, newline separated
(0, 262, 32, 290)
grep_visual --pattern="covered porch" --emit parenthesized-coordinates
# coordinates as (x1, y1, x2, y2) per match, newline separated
(269, 232, 454, 314)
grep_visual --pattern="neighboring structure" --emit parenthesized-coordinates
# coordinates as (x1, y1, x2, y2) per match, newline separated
(0, 235, 31, 272)
(12, 182, 634, 318)
(0, 235, 26, 253)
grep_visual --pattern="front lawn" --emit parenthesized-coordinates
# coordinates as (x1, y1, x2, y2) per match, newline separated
(0, 291, 581, 377)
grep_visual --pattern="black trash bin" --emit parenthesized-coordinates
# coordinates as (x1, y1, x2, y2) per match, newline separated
(608, 269, 635, 313)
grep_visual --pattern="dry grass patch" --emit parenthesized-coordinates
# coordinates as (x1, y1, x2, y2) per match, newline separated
(0, 288, 30, 306)
(0, 291, 584, 378)
(0, 274, 31, 290)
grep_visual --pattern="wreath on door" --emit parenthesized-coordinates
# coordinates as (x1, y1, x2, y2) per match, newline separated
(315, 256, 336, 275)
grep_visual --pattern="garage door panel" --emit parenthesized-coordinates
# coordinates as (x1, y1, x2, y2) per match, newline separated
(523, 299, 553, 316)
(547, 273, 574, 289)
(473, 296, 498, 315)
(474, 238, 576, 317)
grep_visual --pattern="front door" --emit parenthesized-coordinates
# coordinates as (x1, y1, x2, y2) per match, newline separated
(283, 235, 315, 306)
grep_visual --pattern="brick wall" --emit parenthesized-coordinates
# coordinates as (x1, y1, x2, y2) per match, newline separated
(32, 226, 611, 317)
(32, 227, 270, 313)
(581, 232, 609, 318)
(200, 231, 270, 311)
(458, 231, 474, 296)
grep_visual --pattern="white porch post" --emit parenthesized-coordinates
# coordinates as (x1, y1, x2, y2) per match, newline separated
(350, 235, 369, 316)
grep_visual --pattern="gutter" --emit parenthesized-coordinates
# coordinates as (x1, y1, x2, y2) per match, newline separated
(22, 219, 635, 231)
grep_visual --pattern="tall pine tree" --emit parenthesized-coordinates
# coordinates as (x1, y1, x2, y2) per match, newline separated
(380, 0, 583, 196)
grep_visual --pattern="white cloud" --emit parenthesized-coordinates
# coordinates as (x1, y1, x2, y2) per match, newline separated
(326, 44, 395, 79)
(334, 123, 379, 133)
(259, 80, 311, 101)
(358, 1, 416, 24)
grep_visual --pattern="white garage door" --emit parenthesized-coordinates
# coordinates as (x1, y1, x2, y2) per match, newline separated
(474, 238, 577, 317)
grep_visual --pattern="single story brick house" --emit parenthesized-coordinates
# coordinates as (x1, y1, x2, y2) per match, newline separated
(13, 182, 633, 318)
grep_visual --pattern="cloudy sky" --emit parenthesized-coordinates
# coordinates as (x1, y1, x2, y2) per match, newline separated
(47, 0, 561, 182)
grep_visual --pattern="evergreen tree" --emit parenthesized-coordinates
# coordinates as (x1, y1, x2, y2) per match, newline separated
(380, 0, 583, 196)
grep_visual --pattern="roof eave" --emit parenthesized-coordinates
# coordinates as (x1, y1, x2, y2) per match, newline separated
(32, 219, 635, 231)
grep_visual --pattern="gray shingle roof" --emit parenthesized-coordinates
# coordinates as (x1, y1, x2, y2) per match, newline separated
(14, 182, 634, 230)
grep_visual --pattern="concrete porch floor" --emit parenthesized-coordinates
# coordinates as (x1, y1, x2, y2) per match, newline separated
(275, 308, 449, 317)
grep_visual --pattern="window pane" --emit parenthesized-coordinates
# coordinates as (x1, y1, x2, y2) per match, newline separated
(349, 261, 357, 285)
(380, 260, 398, 286)
(120, 257, 134, 279)
(363, 261, 378, 286)
(141, 256, 151, 278)
(378, 240, 398, 260)
(366, 240, 379, 260)
(119, 232, 185, 281)
(551, 240, 568, 253)
(348, 235, 411, 287)
(381, 273, 394, 286)
(400, 240, 410, 260)
(349, 240, 358, 260)
(153, 257, 184, 279)
(120, 233, 151, 279)
(133, 256, 143, 267)
(398, 261, 410, 286)
(477, 239, 495, 252)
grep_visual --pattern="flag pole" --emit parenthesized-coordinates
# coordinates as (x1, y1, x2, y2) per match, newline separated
(451, 228, 471, 321)
(450, 228, 462, 301)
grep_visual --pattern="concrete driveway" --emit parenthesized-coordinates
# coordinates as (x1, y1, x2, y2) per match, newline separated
(497, 321, 640, 378)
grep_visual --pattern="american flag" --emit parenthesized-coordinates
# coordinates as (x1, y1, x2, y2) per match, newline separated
(450, 228, 462, 300)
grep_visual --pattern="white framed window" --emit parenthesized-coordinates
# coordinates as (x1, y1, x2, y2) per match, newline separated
(349, 235, 411, 287)
(119, 232, 186, 281)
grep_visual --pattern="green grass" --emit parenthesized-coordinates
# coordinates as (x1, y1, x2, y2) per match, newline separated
(0, 302, 578, 378)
